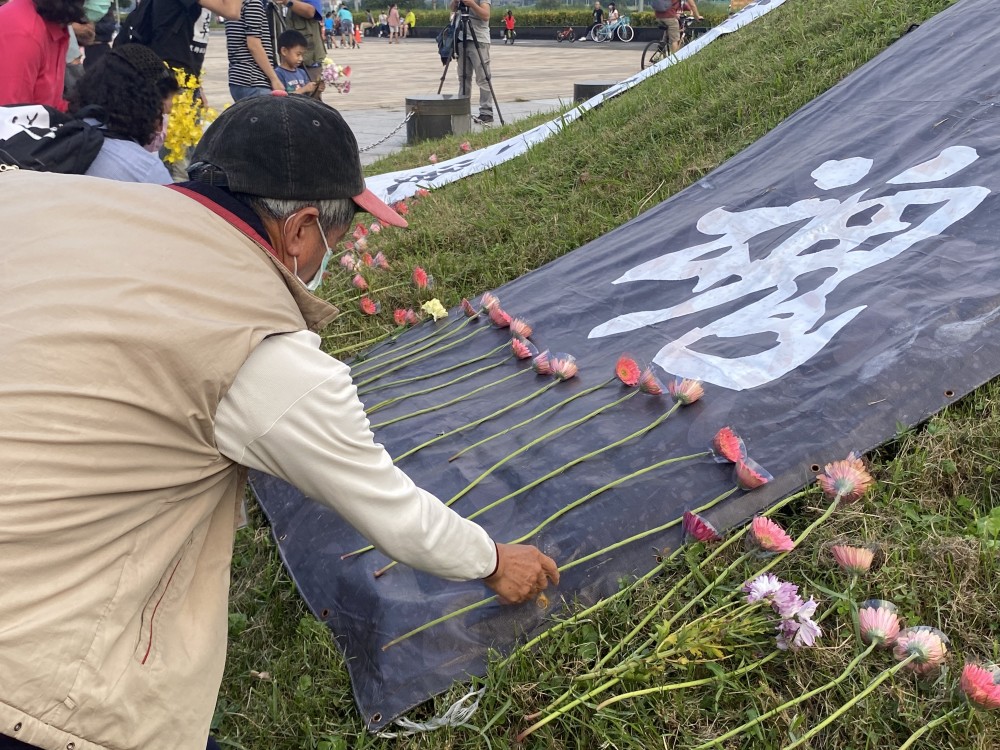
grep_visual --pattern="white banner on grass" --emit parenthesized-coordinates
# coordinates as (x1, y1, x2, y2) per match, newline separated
(367, 0, 790, 204)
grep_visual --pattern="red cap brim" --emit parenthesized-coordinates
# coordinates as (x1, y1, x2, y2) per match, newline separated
(354, 187, 408, 228)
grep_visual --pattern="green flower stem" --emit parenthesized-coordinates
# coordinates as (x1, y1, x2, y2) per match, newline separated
(594, 652, 779, 711)
(343, 378, 562, 560)
(353, 326, 487, 387)
(366, 357, 512, 414)
(391, 379, 561, 463)
(501, 547, 685, 668)
(369, 369, 531, 430)
(326, 333, 393, 357)
(357, 343, 508, 396)
(381, 487, 739, 650)
(327, 280, 409, 308)
(506, 451, 709, 546)
(449, 379, 616, 461)
(897, 705, 966, 750)
(514, 678, 622, 743)
(442, 389, 640, 511)
(464, 404, 684, 525)
(779, 654, 918, 750)
(349, 316, 469, 370)
(693, 640, 879, 749)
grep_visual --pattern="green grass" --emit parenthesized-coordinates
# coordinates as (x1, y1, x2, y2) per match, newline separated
(218, 0, 999, 747)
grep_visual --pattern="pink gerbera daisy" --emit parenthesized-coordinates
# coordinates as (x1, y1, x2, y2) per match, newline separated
(352, 274, 368, 291)
(428, 153, 438, 164)
(735, 458, 773, 491)
(412, 266, 431, 289)
(668, 377, 704, 405)
(509, 318, 533, 339)
(369, 222, 382, 234)
(488, 306, 512, 328)
(532, 350, 552, 376)
(339, 253, 356, 271)
(712, 427, 746, 463)
(359, 297, 379, 316)
(404, 309, 421, 326)
(548, 354, 578, 381)
(511, 337, 537, 360)
(817, 452, 873, 504)
(830, 544, 875, 574)
(374, 252, 390, 270)
(615, 355, 640, 387)
(480, 292, 500, 310)
(352, 223, 368, 240)
(682, 510, 721, 543)
(461, 298, 479, 318)
(393, 201, 409, 216)
(960, 664, 1000, 709)
(638, 368, 664, 395)
(361, 252, 374, 267)
(858, 599, 901, 646)
(393, 308, 408, 326)
(748, 516, 795, 553)
(415, 188, 430, 198)
(459, 141, 471, 152)
(894, 626, 949, 674)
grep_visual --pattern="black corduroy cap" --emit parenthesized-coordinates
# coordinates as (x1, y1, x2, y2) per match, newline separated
(188, 93, 407, 228)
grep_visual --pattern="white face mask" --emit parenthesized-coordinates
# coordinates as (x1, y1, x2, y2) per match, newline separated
(145, 114, 168, 153)
(290, 216, 335, 292)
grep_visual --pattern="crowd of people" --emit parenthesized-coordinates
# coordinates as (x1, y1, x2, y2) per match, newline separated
(0, 2, 558, 750)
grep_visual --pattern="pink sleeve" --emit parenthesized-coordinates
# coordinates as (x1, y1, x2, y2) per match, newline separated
(0, 31, 43, 107)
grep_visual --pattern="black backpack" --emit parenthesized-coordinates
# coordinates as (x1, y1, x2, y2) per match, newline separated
(436, 22, 456, 65)
(0, 105, 106, 174)
(115, 0, 156, 46)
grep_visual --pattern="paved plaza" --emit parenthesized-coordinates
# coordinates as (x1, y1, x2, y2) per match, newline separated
(199, 34, 643, 164)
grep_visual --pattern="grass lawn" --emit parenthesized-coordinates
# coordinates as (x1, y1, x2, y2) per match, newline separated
(217, 0, 999, 746)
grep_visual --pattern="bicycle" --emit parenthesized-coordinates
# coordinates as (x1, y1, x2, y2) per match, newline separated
(592, 15, 635, 42)
(641, 14, 697, 69)
(555, 26, 576, 43)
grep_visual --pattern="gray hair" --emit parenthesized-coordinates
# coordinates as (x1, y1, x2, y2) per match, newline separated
(245, 196, 356, 233)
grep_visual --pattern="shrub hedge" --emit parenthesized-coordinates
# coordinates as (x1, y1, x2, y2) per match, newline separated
(406, 8, 729, 28)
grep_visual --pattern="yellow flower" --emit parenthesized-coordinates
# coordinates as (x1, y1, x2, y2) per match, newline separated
(420, 299, 449, 321)
(163, 68, 218, 165)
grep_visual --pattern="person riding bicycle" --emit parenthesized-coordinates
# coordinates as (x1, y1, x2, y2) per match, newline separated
(503, 9, 515, 43)
(652, 0, 702, 53)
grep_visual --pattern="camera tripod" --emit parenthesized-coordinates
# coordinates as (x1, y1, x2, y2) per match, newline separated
(437, 5, 505, 125)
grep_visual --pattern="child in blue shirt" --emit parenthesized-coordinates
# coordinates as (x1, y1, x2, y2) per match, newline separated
(274, 30, 323, 95)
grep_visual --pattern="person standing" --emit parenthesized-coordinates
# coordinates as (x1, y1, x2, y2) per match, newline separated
(378, 8, 388, 37)
(387, 3, 399, 43)
(450, 0, 492, 124)
(225, 0, 282, 100)
(324, 11, 334, 47)
(583, 0, 603, 41)
(0, 93, 558, 750)
(337, 3, 354, 48)
(0, 0, 84, 110)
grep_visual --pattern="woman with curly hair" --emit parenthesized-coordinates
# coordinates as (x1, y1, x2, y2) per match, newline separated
(70, 44, 180, 183)
(0, 0, 86, 109)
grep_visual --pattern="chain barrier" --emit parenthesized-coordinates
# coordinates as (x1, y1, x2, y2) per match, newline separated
(358, 111, 415, 154)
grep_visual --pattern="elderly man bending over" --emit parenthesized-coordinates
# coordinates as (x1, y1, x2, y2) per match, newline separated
(0, 94, 557, 750)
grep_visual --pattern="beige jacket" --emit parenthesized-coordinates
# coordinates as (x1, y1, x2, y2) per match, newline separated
(0, 172, 337, 750)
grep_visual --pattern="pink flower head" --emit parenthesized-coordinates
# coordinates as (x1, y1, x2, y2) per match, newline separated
(509, 318, 533, 339)
(742, 573, 783, 603)
(393, 201, 409, 216)
(511, 336, 538, 360)
(415, 188, 430, 198)
(777, 616, 822, 651)
(428, 153, 438, 164)
(369, 222, 382, 234)
(412, 266, 432, 289)
(638, 367, 664, 395)
(342, 65, 351, 77)
(359, 297, 380, 316)
(361, 252, 374, 267)
(480, 292, 500, 311)
(682, 510, 721, 543)
(735, 458, 773, 491)
(352, 274, 368, 291)
(339, 253, 356, 271)
(393, 308, 408, 326)
(352, 223, 369, 240)
(354, 235, 368, 252)
(668, 377, 704, 405)
(748, 516, 795, 554)
(459, 141, 471, 152)
(488, 306, 512, 329)
(894, 626, 949, 674)
(548, 354, 578, 381)
(817, 452, 873, 504)
(615, 355, 640, 387)
(858, 599, 902, 647)
(532, 350, 552, 376)
(404, 309, 421, 326)
(344, 241, 356, 252)
(374, 252, 390, 270)
(712, 427, 746, 464)
(342, 80, 351, 94)
(830, 544, 875, 575)
(960, 664, 1000, 710)
(461, 298, 480, 318)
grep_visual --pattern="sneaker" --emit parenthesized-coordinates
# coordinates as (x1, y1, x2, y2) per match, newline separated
(475, 114, 494, 124)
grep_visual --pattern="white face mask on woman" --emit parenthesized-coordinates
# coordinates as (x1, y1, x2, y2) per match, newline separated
(145, 114, 169, 154)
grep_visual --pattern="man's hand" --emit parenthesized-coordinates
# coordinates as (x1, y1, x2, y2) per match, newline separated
(484, 543, 559, 604)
